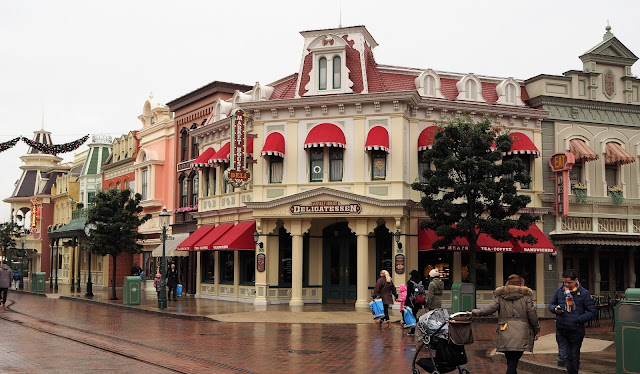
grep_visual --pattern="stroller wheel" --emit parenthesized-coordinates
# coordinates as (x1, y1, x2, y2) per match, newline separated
(432, 371, 440, 374)
(412, 369, 420, 374)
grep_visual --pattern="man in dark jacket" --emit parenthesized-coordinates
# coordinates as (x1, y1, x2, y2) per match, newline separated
(0, 261, 13, 306)
(549, 269, 596, 374)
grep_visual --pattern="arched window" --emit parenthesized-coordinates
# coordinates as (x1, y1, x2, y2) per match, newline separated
(116, 181, 121, 190)
(191, 174, 199, 206)
(190, 123, 198, 159)
(465, 80, 477, 100)
(180, 176, 188, 207)
(180, 128, 189, 162)
(506, 84, 516, 104)
(333, 56, 341, 89)
(319, 57, 327, 90)
(425, 76, 436, 97)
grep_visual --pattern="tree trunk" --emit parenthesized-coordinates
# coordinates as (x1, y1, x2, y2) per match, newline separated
(468, 232, 478, 309)
(111, 254, 117, 300)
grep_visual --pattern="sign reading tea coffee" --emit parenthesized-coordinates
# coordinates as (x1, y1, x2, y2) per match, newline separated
(224, 108, 252, 188)
(289, 201, 362, 215)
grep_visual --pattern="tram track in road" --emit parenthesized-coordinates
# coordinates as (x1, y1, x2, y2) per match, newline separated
(0, 301, 255, 374)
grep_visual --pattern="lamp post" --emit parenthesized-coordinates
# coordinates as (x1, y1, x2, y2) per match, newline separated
(84, 223, 96, 297)
(394, 229, 402, 250)
(19, 234, 25, 290)
(158, 207, 170, 310)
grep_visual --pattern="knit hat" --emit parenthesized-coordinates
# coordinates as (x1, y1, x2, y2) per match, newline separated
(429, 269, 440, 278)
(409, 270, 420, 278)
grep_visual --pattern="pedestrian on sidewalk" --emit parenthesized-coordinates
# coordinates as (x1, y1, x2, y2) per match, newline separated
(153, 272, 162, 298)
(166, 263, 179, 301)
(131, 262, 142, 276)
(371, 270, 398, 329)
(425, 269, 444, 310)
(406, 270, 426, 336)
(397, 283, 407, 325)
(0, 260, 13, 307)
(470, 274, 540, 374)
(549, 269, 596, 374)
(12, 269, 21, 290)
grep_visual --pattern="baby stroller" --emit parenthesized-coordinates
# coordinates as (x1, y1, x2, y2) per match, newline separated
(411, 309, 473, 374)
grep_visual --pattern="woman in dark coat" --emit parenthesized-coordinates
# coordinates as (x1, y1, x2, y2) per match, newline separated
(166, 263, 179, 301)
(372, 270, 398, 328)
(471, 274, 540, 374)
(406, 269, 425, 335)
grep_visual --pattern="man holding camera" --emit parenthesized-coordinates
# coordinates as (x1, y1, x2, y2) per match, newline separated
(549, 269, 596, 374)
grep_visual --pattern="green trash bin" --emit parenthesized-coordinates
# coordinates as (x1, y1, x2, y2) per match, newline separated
(123, 276, 141, 305)
(451, 282, 475, 313)
(31, 272, 46, 293)
(615, 289, 640, 374)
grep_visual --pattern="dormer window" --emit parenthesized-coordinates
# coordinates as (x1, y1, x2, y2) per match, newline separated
(303, 34, 353, 96)
(496, 78, 525, 106)
(333, 57, 341, 89)
(415, 69, 445, 98)
(319, 57, 327, 90)
(456, 73, 486, 103)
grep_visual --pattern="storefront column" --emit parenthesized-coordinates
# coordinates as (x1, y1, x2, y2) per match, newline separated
(195, 251, 201, 296)
(253, 221, 268, 306)
(355, 220, 370, 309)
(233, 251, 240, 298)
(453, 252, 462, 282)
(628, 248, 636, 289)
(213, 251, 220, 296)
(593, 247, 601, 295)
(536, 253, 544, 303)
(290, 233, 304, 306)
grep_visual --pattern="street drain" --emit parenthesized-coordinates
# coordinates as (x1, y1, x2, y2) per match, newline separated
(288, 349, 325, 355)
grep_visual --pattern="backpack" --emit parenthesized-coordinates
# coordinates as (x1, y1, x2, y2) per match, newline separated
(410, 280, 426, 305)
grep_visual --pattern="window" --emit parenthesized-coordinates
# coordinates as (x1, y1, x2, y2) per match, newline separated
(205, 170, 211, 197)
(180, 128, 188, 161)
(239, 251, 255, 284)
(519, 156, 531, 189)
(569, 162, 582, 186)
(141, 169, 148, 200)
(191, 174, 198, 206)
(191, 137, 198, 160)
(310, 149, 323, 182)
(87, 192, 96, 206)
(605, 164, 618, 188)
(116, 182, 121, 190)
(318, 57, 327, 90)
(269, 156, 283, 183)
(418, 251, 453, 289)
(150, 116, 155, 125)
(503, 253, 536, 289)
(461, 252, 495, 290)
(220, 251, 234, 284)
(201, 251, 214, 283)
(506, 84, 516, 104)
(329, 147, 343, 182)
(181, 177, 188, 207)
(425, 75, 435, 96)
(371, 151, 386, 180)
(332, 56, 341, 89)
(418, 150, 429, 183)
(278, 227, 292, 286)
(465, 80, 477, 100)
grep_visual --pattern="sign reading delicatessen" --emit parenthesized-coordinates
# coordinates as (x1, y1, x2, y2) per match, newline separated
(289, 201, 362, 215)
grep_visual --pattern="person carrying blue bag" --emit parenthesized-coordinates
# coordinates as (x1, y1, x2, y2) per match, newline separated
(372, 270, 398, 329)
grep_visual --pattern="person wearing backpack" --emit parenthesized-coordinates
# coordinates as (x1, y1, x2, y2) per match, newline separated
(425, 268, 444, 309)
(406, 269, 426, 336)
(372, 270, 398, 328)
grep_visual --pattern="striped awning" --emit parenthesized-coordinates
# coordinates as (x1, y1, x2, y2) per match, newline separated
(418, 126, 441, 151)
(304, 123, 346, 149)
(505, 132, 540, 157)
(261, 132, 285, 157)
(569, 139, 598, 162)
(364, 126, 389, 152)
(605, 142, 635, 165)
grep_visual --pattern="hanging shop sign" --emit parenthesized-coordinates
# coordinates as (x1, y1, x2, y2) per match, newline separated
(224, 108, 252, 188)
(549, 152, 575, 217)
(30, 198, 41, 234)
(395, 254, 405, 275)
(257, 253, 266, 273)
(289, 201, 362, 215)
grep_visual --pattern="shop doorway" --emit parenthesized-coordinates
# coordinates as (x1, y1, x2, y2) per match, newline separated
(322, 222, 357, 303)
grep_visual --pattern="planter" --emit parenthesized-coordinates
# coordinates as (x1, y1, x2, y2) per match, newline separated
(573, 188, 588, 204)
(609, 190, 624, 206)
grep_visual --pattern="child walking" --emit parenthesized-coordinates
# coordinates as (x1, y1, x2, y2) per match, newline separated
(397, 283, 408, 325)
(153, 273, 162, 298)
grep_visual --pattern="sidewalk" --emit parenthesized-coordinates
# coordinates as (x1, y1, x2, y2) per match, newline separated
(15, 281, 616, 373)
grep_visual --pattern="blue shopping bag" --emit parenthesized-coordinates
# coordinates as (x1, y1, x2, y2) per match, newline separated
(369, 298, 385, 319)
(176, 284, 183, 297)
(403, 307, 416, 329)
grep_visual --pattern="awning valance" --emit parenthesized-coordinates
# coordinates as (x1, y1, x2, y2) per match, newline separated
(304, 123, 346, 149)
(152, 233, 190, 257)
(418, 227, 470, 251)
(212, 221, 256, 250)
(191, 147, 217, 168)
(509, 224, 556, 253)
(365, 126, 389, 152)
(210, 138, 254, 164)
(569, 139, 598, 162)
(193, 223, 234, 251)
(176, 225, 215, 251)
(417, 126, 440, 151)
(261, 132, 285, 157)
(605, 142, 635, 165)
(506, 132, 540, 157)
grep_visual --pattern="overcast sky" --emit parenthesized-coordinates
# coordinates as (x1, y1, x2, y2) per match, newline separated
(1, 0, 639, 219)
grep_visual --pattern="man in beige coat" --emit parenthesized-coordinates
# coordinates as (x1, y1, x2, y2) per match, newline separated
(471, 274, 540, 374)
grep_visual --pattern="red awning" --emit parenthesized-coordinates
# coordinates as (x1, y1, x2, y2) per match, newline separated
(506, 132, 540, 157)
(477, 233, 514, 252)
(605, 142, 635, 165)
(304, 123, 346, 149)
(261, 132, 285, 157)
(210, 139, 254, 164)
(365, 126, 389, 152)
(176, 225, 215, 251)
(418, 228, 470, 251)
(569, 139, 598, 162)
(510, 225, 556, 253)
(193, 223, 234, 251)
(212, 221, 256, 250)
(191, 147, 217, 168)
(418, 126, 440, 151)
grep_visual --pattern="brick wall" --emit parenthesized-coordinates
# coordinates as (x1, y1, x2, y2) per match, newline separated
(107, 253, 134, 287)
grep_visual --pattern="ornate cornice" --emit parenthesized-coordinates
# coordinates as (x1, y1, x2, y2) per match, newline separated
(529, 95, 640, 126)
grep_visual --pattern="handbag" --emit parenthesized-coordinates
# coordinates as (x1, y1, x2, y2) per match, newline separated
(403, 307, 416, 328)
(369, 298, 385, 319)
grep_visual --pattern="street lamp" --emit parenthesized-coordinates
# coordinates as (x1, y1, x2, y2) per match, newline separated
(84, 223, 96, 297)
(394, 229, 402, 250)
(19, 233, 25, 290)
(253, 230, 263, 249)
(158, 206, 170, 310)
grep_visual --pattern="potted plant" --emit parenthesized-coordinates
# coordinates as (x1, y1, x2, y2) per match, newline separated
(607, 185, 624, 206)
(572, 183, 588, 204)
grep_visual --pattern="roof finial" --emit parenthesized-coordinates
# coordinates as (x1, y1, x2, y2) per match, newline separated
(339, 0, 342, 28)
(604, 21, 613, 41)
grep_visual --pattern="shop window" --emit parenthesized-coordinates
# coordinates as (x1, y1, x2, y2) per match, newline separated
(418, 251, 453, 289)
(605, 164, 618, 189)
(318, 57, 327, 90)
(141, 169, 148, 200)
(333, 56, 341, 89)
(310, 149, 323, 182)
(418, 150, 429, 183)
(503, 253, 536, 289)
(329, 147, 343, 182)
(462, 252, 495, 290)
(220, 251, 234, 284)
(270, 156, 283, 183)
(371, 151, 386, 180)
(180, 177, 188, 207)
(569, 162, 583, 186)
(191, 174, 198, 206)
(279, 227, 293, 286)
(239, 251, 255, 285)
(201, 251, 215, 283)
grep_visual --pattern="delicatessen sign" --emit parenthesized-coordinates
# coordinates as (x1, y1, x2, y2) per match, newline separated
(290, 201, 362, 215)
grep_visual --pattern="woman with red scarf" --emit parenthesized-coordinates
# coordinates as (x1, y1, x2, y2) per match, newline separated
(549, 269, 596, 374)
